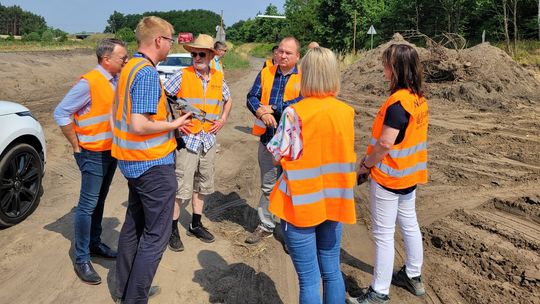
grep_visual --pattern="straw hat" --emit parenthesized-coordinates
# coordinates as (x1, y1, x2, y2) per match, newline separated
(183, 34, 216, 53)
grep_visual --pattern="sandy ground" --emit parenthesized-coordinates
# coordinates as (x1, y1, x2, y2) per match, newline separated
(0, 48, 538, 304)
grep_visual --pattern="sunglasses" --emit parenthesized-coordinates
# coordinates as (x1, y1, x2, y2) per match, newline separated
(191, 52, 207, 58)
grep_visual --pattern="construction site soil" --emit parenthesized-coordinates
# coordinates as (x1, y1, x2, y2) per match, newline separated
(0, 36, 538, 304)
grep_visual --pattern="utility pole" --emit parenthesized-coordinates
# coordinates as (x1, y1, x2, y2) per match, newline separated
(353, 10, 357, 54)
(220, 10, 223, 34)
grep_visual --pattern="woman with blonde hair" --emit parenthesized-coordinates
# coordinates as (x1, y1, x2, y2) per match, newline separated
(267, 47, 357, 303)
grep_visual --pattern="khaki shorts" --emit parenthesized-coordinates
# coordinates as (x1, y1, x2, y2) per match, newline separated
(175, 144, 216, 199)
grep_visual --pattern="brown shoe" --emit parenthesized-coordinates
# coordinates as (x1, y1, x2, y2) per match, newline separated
(245, 226, 273, 244)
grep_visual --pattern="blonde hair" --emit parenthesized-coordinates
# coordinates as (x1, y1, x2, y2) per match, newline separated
(300, 47, 340, 97)
(135, 16, 174, 45)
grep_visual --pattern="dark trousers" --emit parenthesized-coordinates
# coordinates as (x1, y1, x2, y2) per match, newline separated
(115, 165, 176, 304)
(73, 149, 117, 263)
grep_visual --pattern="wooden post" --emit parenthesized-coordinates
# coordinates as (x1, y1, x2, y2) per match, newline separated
(353, 10, 357, 54)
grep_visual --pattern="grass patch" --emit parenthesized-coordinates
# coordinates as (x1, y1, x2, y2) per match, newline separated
(222, 48, 249, 69)
(494, 40, 540, 66)
(249, 43, 275, 58)
(336, 51, 364, 70)
(0, 40, 91, 52)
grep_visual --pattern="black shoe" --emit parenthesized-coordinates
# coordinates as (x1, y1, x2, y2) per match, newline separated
(90, 243, 117, 259)
(148, 285, 161, 298)
(74, 261, 101, 285)
(187, 223, 215, 243)
(169, 224, 184, 252)
(115, 285, 161, 303)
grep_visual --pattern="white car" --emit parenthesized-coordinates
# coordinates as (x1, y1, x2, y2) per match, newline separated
(0, 100, 46, 227)
(156, 53, 193, 82)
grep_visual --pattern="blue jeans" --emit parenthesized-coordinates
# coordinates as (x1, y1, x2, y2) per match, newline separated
(281, 220, 345, 304)
(73, 149, 117, 263)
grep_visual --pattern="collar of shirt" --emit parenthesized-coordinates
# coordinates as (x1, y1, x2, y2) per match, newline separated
(277, 64, 299, 77)
(194, 67, 211, 82)
(95, 64, 114, 82)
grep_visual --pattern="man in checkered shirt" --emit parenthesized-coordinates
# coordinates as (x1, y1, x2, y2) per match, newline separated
(164, 34, 232, 250)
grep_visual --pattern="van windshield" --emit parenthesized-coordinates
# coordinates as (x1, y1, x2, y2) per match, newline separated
(159, 56, 193, 67)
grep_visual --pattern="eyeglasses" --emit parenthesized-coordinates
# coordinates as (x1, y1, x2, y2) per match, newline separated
(106, 55, 128, 62)
(160, 36, 175, 44)
(191, 52, 207, 58)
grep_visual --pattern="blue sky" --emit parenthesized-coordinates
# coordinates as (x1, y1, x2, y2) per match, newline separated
(1, 0, 286, 33)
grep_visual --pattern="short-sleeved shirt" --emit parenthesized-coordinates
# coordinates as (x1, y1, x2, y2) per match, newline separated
(117, 53, 175, 179)
(163, 67, 230, 153)
(381, 101, 416, 194)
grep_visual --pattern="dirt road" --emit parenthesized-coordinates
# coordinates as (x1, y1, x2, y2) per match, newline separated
(0, 48, 538, 304)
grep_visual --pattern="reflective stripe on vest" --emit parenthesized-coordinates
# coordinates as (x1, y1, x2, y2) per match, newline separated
(177, 66, 223, 134)
(111, 58, 176, 161)
(375, 161, 427, 178)
(73, 69, 114, 151)
(251, 65, 301, 136)
(78, 132, 113, 143)
(74, 113, 110, 128)
(269, 96, 356, 227)
(277, 174, 353, 206)
(367, 89, 429, 189)
(369, 138, 427, 159)
(286, 162, 355, 181)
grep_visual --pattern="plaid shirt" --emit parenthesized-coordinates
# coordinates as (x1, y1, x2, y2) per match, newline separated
(164, 68, 230, 153)
(246, 65, 302, 145)
(117, 54, 175, 179)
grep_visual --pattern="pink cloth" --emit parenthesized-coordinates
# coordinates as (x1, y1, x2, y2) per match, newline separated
(266, 107, 303, 161)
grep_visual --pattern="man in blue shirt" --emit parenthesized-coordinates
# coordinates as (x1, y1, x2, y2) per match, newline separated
(53, 38, 127, 285)
(112, 16, 192, 303)
(211, 40, 227, 73)
(245, 37, 302, 244)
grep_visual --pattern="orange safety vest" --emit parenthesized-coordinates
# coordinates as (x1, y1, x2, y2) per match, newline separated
(176, 66, 224, 134)
(73, 69, 114, 151)
(252, 65, 301, 136)
(269, 96, 357, 227)
(264, 59, 274, 68)
(210, 58, 224, 73)
(367, 89, 429, 189)
(111, 58, 176, 161)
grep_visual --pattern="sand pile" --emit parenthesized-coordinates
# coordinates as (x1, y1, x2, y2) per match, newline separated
(342, 33, 540, 111)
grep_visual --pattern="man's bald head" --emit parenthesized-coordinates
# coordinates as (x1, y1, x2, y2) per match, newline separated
(308, 41, 320, 49)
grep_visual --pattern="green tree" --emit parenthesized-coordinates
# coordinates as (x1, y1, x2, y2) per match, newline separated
(0, 4, 47, 35)
(253, 5, 284, 42)
(104, 9, 222, 37)
(23, 31, 40, 41)
(41, 29, 54, 42)
(283, 0, 321, 45)
(105, 11, 126, 33)
(115, 27, 136, 42)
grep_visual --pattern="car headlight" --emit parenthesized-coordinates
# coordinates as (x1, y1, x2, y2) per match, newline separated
(16, 111, 36, 120)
